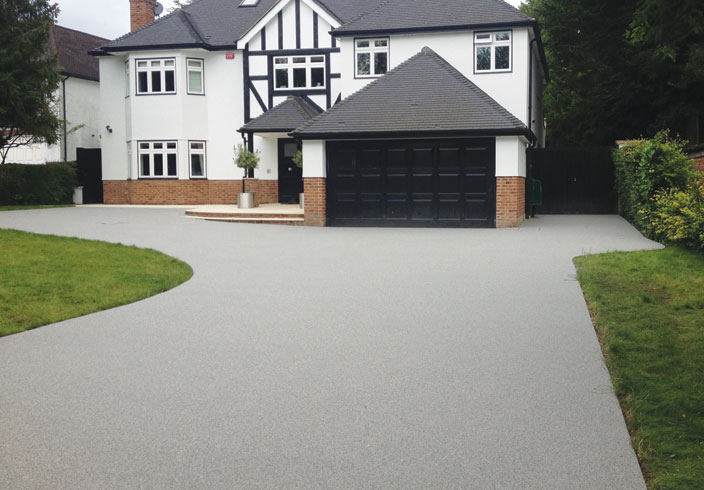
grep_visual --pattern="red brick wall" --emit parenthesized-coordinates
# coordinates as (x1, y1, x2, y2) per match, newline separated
(496, 177, 526, 228)
(249, 179, 278, 206)
(693, 156, 704, 174)
(103, 180, 246, 205)
(303, 178, 326, 226)
(130, 0, 156, 32)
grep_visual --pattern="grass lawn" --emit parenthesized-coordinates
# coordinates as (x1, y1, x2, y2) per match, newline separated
(0, 205, 74, 211)
(575, 247, 703, 490)
(0, 229, 192, 337)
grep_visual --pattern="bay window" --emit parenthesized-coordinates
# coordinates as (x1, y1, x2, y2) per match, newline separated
(138, 141, 178, 178)
(187, 58, 204, 94)
(189, 141, 206, 178)
(136, 58, 176, 94)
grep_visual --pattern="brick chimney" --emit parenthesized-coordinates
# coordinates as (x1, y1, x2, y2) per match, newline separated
(130, 0, 157, 31)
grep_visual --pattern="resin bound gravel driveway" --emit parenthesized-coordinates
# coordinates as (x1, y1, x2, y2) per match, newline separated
(0, 208, 661, 489)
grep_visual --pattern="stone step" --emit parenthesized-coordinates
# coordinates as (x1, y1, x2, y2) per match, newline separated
(186, 216, 305, 225)
(185, 211, 304, 219)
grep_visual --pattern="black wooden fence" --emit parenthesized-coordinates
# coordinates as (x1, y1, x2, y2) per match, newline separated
(527, 147, 617, 214)
(76, 148, 103, 204)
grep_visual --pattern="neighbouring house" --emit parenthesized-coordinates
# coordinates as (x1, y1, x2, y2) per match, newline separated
(5, 24, 106, 165)
(92, 0, 548, 227)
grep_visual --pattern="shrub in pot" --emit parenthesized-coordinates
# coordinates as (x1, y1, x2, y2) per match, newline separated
(234, 144, 260, 207)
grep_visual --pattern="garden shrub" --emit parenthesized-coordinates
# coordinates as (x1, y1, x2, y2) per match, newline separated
(613, 130, 694, 227)
(0, 162, 77, 205)
(640, 178, 704, 251)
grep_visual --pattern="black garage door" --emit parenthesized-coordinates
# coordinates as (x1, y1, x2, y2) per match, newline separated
(327, 138, 496, 227)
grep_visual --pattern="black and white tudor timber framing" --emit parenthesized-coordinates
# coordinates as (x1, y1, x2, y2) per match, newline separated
(239, 0, 343, 126)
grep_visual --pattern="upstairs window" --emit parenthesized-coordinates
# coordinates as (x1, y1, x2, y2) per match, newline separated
(273, 55, 326, 90)
(355, 38, 388, 78)
(136, 58, 176, 94)
(138, 141, 177, 178)
(475, 31, 511, 73)
(187, 58, 204, 94)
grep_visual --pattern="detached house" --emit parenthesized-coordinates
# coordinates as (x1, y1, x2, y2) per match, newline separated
(6, 24, 106, 164)
(92, 0, 547, 227)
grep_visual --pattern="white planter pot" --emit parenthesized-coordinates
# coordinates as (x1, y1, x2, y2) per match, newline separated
(72, 186, 84, 205)
(238, 192, 255, 209)
(299, 193, 304, 209)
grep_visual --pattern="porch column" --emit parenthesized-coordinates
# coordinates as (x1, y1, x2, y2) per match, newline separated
(302, 140, 326, 226)
(495, 136, 528, 228)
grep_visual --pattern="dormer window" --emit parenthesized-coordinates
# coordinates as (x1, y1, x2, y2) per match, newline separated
(239, 0, 259, 6)
(474, 31, 511, 73)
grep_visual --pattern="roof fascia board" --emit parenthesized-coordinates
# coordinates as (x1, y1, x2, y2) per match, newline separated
(291, 128, 537, 143)
(237, 0, 294, 47)
(331, 20, 537, 38)
(94, 43, 229, 54)
(60, 71, 99, 82)
(238, 0, 339, 47)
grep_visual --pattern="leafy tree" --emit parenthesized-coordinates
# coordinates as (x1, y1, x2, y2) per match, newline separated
(0, 0, 62, 164)
(523, 0, 704, 146)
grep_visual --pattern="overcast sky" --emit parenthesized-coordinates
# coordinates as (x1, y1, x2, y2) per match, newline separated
(56, 0, 524, 40)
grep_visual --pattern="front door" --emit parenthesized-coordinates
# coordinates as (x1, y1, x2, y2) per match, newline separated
(278, 139, 303, 204)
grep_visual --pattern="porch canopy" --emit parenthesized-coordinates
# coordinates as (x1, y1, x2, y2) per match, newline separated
(239, 96, 322, 134)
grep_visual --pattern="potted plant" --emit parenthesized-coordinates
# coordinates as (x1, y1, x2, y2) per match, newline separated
(292, 149, 304, 208)
(234, 143, 260, 208)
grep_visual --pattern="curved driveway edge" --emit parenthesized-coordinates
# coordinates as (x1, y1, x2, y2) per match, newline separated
(0, 208, 660, 489)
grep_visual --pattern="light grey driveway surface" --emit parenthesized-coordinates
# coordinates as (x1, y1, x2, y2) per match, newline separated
(0, 208, 660, 489)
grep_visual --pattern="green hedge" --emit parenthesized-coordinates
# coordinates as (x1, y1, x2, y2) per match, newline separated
(0, 162, 77, 205)
(613, 130, 694, 228)
(613, 131, 702, 251)
(641, 178, 704, 251)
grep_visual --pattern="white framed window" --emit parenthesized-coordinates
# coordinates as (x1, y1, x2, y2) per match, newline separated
(474, 31, 511, 73)
(187, 58, 204, 95)
(273, 55, 326, 90)
(136, 58, 176, 94)
(355, 38, 389, 78)
(138, 141, 178, 178)
(189, 141, 206, 178)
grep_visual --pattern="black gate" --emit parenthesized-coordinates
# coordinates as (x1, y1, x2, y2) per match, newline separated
(76, 148, 103, 204)
(527, 147, 617, 214)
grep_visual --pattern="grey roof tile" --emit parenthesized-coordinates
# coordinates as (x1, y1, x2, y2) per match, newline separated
(96, 0, 378, 52)
(333, 0, 534, 35)
(240, 96, 323, 132)
(291, 47, 529, 138)
(51, 25, 107, 80)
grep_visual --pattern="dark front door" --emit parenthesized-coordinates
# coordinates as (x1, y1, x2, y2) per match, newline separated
(278, 139, 303, 204)
(327, 138, 496, 227)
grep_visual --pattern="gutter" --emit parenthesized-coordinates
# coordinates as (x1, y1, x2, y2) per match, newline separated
(528, 38, 536, 147)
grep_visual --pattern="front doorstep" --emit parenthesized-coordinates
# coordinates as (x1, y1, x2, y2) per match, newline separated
(185, 203, 304, 225)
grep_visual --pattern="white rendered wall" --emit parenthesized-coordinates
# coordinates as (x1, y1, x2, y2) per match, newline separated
(100, 49, 244, 182)
(496, 136, 528, 177)
(63, 77, 101, 160)
(339, 28, 534, 126)
(301, 140, 325, 178)
(99, 56, 129, 180)
(253, 133, 289, 181)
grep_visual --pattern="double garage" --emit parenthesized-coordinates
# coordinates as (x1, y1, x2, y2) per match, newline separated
(325, 138, 496, 227)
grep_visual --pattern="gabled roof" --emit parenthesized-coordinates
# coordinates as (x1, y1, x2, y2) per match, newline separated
(240, 96, 323, 133)
(94, 0, 378, 53)
(332, 0, 535, 36)
(51, 25, 107, 80)
(291, 47, 532, 140)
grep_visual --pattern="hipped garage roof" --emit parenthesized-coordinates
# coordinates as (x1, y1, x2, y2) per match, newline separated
(291, 47, 534, 141)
